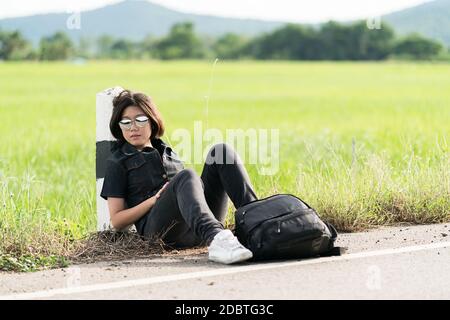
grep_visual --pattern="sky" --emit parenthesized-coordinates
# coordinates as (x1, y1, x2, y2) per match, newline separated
(0, 0, 432, 22)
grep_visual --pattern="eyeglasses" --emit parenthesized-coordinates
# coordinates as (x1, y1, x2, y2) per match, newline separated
(119, 115, 149, 130)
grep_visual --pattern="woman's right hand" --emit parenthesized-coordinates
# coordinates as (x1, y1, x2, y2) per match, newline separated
(149, 182, 169, 206)
(108, 182, 170, 230)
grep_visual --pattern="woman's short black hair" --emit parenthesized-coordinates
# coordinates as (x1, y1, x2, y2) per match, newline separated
(110, 89, 165, 144)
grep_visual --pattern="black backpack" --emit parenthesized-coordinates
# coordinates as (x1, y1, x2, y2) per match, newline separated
(234, 194, 340, 261)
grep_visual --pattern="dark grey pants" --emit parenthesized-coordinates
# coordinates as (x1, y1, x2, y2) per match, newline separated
(140, 143, 258, 248)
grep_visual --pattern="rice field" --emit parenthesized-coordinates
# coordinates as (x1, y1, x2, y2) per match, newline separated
(0, 60, 449, 270)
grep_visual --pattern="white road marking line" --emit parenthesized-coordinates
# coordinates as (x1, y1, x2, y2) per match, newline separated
(1, 241, 449, 300)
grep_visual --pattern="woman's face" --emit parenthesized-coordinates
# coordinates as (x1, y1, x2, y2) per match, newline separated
(120, 105, 152, 150)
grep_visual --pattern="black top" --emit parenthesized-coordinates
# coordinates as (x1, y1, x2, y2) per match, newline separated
(100, 137, 185, 225)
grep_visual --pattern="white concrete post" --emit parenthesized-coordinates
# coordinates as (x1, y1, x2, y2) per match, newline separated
(96, 86, 124, 231)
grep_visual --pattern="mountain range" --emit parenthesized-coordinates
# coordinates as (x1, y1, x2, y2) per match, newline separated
(0, 0, 449, 46)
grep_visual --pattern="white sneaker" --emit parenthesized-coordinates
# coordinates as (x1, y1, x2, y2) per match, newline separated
(208, 229, 253, 264)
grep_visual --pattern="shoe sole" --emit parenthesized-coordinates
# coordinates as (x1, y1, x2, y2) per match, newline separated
(209, 250, 253, 265)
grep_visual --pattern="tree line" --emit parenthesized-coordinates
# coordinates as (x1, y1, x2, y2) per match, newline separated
(0, 20, 447, 61)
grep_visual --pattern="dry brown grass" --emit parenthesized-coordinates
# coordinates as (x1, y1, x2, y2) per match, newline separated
(69, 230, 208, 264)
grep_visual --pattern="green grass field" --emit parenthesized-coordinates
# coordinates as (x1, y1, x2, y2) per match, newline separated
(0, 60, 449, 271)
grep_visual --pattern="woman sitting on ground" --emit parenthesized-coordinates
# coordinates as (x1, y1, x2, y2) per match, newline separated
(100, 89, 258, 264)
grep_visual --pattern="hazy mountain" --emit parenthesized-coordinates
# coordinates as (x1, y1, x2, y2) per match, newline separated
(0, 0, 449, 47)
(0, 0, 284, 46)
(384, 0, 450, 46)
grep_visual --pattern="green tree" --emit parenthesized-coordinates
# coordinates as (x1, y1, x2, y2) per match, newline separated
(76, 37, 94, 59)
(361, 22, 395, 60)
(39, 32, 74, 60)
(319, 21, 351, 60)
(393, 34, 443, 59)
(96, 35, 114, 59)
(0, 29, 33, 60)
(109, 39, 139, 59)
(140, 34, 157, 59)
(247, 24, 320, 60)
(154, 22, 205, 59)
(319, 21, 394, 60)
(212, 33, 249, 59)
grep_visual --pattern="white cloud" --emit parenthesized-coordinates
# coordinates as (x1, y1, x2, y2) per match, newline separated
(0, 0, 120, 19)
(0, 0, 431, 22)
(150, 0, 432, 22)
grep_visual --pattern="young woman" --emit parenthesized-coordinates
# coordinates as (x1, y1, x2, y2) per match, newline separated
(100, 89, 258, 264)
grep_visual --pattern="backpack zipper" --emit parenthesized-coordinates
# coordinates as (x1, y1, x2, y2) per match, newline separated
(256, 214, 321, 250)
(254, 211, 304, 248)
(244, 207, 314, 233)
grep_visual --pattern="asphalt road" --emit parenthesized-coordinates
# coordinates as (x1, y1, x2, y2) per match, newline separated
(1, 223, 449, 300)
